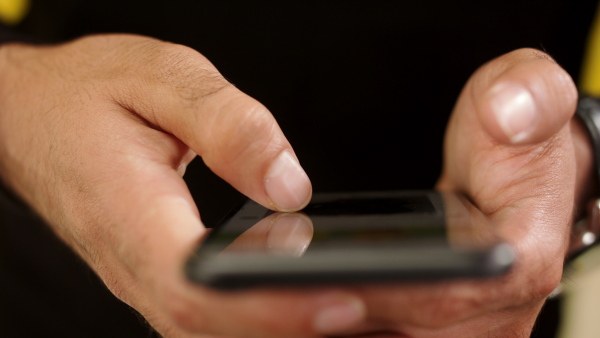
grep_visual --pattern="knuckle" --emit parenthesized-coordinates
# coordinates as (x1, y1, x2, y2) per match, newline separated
(515, 47, 555, 63)
(149, 42, 229, 105)
(70, 34, 160, 80)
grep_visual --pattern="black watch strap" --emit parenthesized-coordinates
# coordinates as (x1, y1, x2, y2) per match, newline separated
(570, 96, 600, 258)
(577, 96, 600, 186)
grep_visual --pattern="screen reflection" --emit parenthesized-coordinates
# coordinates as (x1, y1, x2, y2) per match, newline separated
(222, 213, 314, 257)
(217, 191, 498, 258)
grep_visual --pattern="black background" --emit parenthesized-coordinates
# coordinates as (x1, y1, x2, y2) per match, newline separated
(15, 0, 597, 225)
(1, 0, 596, 336)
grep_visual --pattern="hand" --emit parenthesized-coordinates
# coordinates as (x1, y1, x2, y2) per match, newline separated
(334, 48, 587, 337)
(0, 34, 376, 337)
(433, 48, 586, 336)
(1, 36, 590, 338)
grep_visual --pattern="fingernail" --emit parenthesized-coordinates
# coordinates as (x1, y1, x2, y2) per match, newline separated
(265, 150, 312, 211)
(267, 213, 314, 256)
(313, 296, 366, 334)
(489, 83, 537, 143)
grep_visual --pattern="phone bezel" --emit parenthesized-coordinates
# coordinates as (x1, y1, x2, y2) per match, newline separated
(186, 190, 514, 289)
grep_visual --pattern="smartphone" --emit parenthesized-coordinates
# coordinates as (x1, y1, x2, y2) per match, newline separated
(186, 190, 514, 289)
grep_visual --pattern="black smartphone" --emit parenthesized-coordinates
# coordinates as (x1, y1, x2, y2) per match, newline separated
(186, 190, 514, 289)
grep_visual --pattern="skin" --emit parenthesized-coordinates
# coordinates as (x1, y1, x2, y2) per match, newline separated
(0, 33, 592, 337)
(339, 49, 590, 337)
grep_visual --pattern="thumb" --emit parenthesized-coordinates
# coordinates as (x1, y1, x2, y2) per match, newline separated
(472, 48, 577, 144)
(438, 48, 579, 215)
(113, 39, 312, 211)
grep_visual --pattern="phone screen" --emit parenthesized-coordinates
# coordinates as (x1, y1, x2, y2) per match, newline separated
(186, 191, 514, 289)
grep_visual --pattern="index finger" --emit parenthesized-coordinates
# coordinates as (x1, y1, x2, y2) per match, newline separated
(102, 36, 312, 211)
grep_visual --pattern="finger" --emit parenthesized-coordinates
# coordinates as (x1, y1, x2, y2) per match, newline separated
(329, 293, 543, 337)
(438, 48, 579, 218)
(104, 36, 311, 211)
(470, 48, 577, 144)
(79, 118, 365, 337)
(444, 48, 577, 288)
(392, 301, 543, 338)
(108, 173, 364, 338)
(416, 49, 577, 333)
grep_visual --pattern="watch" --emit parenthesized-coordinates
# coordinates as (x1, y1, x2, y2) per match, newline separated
(551, 96, 600, 298)
(570, 96, 600, 258)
